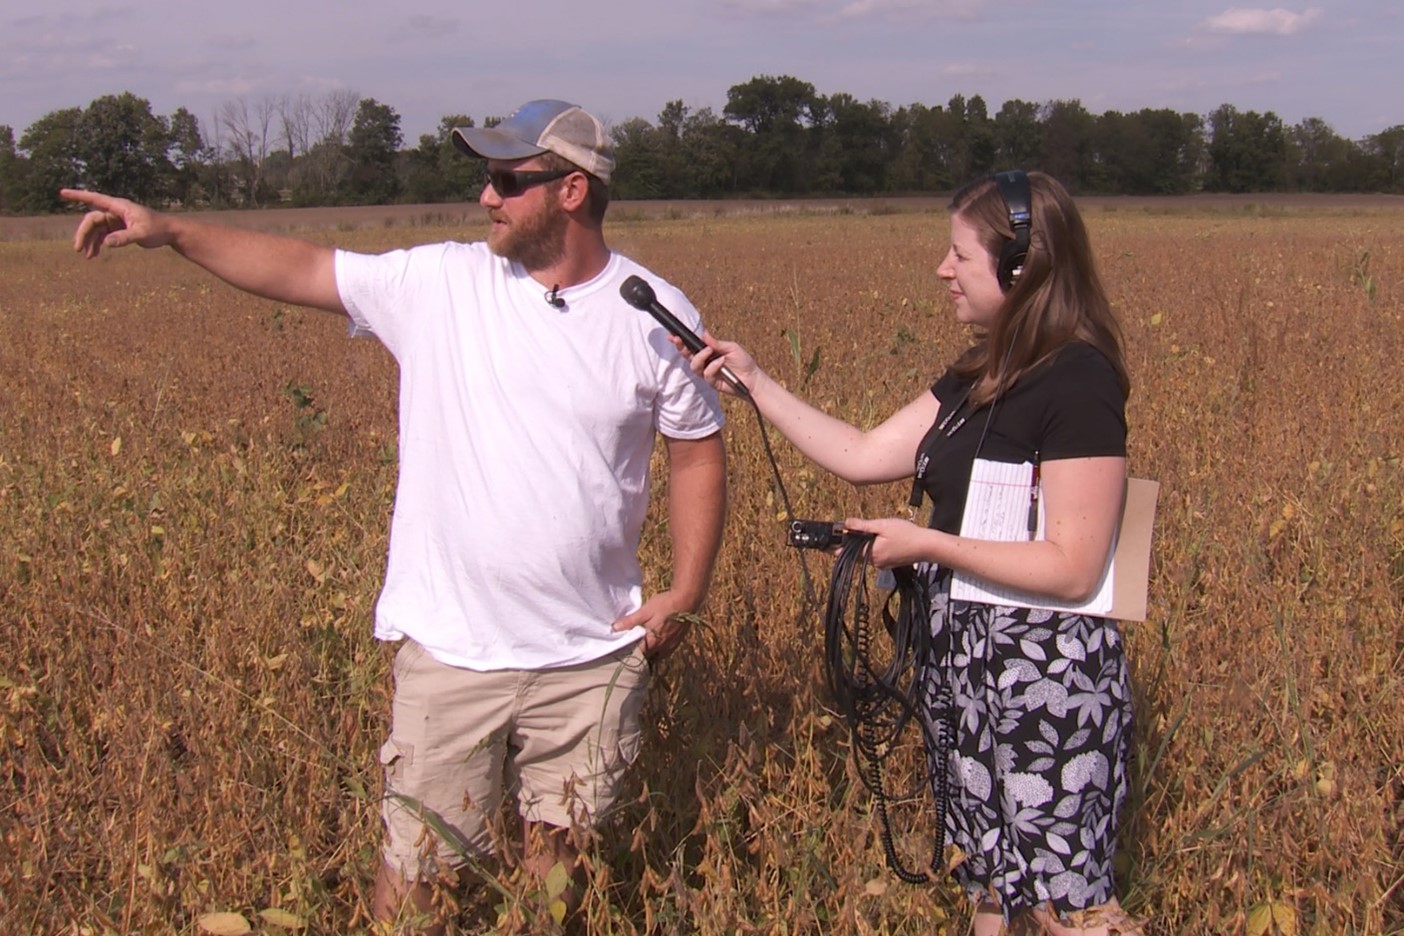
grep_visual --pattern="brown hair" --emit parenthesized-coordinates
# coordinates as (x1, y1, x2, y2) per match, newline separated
(948, 171, 1129, 406)
(536, 151, 610, 226)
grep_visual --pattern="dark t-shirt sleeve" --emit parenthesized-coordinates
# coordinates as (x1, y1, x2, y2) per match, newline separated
(1040, 343, 1127, 460)
(917, 343, 1126, 533)
(932, 368, 965, 407)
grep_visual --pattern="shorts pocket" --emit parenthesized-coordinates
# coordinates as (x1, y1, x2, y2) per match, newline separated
(625, 641, 652, 678)
(392, 639, 427, 683)
(610, 652, 650, 768)
(379, 737, 413, 787)
(616, 723, 644, 767)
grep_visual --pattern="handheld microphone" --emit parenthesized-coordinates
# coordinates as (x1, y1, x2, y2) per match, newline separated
(619, 275, 750, 398)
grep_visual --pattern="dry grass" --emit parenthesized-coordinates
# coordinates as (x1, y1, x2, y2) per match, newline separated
(2, 200, 1402, 935)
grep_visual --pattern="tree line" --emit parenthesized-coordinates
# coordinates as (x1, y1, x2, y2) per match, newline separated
(2, 75, 1402, 214)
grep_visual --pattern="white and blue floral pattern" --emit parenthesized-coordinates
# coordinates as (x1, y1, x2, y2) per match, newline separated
(920, 567, 1132, 923)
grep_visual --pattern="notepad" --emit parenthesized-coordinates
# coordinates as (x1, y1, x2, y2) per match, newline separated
(949, 458, 1158, 621)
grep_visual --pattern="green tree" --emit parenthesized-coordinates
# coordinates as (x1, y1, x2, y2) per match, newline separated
(888, 103, 951, 192)
(724, 75, 819, 192)
(405, 114, 477, 204)
(816, 93, 895, 193)
(1095, 108, 1203, 194)
(290, 139, 352, 206)
(610, 116, 666, 200)
(993, 99, 1043, 171)
(1154, 109, 1206, 194)
(964, 95, 997, 178)
(288, 89, 360, 204)
(1362, 125, 1404, 192)
(724, 74, 819, 133)
(679, 107, 741, 197)
(931, 94, 972, 187)
(0, 125, 25, 214)
(260, 148, 294, 199)
(168, 106, 207, 205)
(916, 94, 996, 190)
(1287, 117, 1357, 192)
(1041, 99, 1098, 192)
(18, 107, 83, 213)
(657, 100, 686, 143)
(76, 93, 173, 203)
(1205, 104, 1288, 193)
(218, 96, 277, 207)
(346, 97, 403, 203)
(653, 100, 696, 197)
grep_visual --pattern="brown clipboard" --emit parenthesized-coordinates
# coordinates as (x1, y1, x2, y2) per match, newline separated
(1109, 478, 1159, 622)
(950, 470, 1159, 622)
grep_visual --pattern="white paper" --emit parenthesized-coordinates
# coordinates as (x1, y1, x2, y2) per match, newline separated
(949, 458, 1115, 615)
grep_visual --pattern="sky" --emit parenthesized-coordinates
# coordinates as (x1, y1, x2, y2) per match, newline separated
(3, 1, 1400, 148)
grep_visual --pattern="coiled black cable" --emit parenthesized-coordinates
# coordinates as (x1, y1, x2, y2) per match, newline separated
(737, 391, 956, 884)
(821, 534, 952, 883)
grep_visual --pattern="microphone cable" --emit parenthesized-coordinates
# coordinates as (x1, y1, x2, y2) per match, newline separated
(615, 270, 955, 883)
(731, 386, 825, 620)
(821, 533, 951, 883)
(730, 382, 955, 884)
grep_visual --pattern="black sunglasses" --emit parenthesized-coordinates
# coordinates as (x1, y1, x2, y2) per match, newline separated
(484, 167, 574, 198)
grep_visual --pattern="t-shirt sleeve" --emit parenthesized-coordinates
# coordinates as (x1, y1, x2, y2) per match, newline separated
(932, 367, 965, 407)
(336, 245, 460, 360)
(648, 282, 725, 439)
(1040, 344, 1127, 460)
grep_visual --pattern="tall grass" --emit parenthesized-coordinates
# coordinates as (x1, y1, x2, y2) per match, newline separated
(2, 205, 1401, 934)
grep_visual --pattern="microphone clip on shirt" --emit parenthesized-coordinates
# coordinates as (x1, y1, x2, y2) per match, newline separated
(545, 283, 565, 308)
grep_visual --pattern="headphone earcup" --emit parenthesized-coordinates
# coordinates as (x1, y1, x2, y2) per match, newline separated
(997, 242, 1026, 292)
(993, 169, 1032, 293)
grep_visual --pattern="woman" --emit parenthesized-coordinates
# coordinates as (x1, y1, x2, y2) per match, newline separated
(684, 171, 1140, 935)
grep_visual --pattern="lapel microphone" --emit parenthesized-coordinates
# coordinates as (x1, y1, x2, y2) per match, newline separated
(545, 284, 565, 308)
(619, 275, 750, 398)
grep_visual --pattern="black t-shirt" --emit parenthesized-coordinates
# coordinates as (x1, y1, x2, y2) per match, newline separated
(915, 342, 1127, 534)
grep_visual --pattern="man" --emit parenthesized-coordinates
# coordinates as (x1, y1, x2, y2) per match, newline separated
(63, 99, 727, 931)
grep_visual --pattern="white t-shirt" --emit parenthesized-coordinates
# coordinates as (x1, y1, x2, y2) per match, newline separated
(335, 242, 724, 670)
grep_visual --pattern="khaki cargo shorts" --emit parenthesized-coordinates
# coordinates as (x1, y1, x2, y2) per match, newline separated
(379, 638, 651, 879)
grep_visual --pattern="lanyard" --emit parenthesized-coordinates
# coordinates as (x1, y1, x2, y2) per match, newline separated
(908, 385, 976, 516)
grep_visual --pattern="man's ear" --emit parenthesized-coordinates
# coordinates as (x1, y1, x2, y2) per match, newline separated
(558, 171, 590, 212)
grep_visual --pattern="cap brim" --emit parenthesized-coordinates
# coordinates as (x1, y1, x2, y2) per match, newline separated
(451, 127, 548, 160)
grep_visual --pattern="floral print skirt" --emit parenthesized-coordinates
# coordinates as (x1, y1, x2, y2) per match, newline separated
(920, 566, 1133, 923)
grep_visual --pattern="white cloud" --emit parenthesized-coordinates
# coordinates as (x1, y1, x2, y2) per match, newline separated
(1156, 76, 1209, 93)
(717, 0, 823, 14)
(298, 75, 353, 92)
(718, 0, 987, 21)
(173, 77, 258, 96)
(1204, 7, 1322, 37)
(404, 15, 461, 35)
(830, 0, 985, 20)
(1172, 33, 1225, 53)
(206, 33, 259, 52)
(0, 0, 1395, 144)
(941, 62, 995, 79)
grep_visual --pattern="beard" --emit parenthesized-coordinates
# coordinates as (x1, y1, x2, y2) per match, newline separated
(487, 195, 568, 271)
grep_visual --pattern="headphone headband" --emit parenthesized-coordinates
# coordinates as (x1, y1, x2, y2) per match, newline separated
(993, 170, 1031, 292)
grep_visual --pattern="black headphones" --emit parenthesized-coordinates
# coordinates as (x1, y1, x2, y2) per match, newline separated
(993, 169, 1032, 293)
